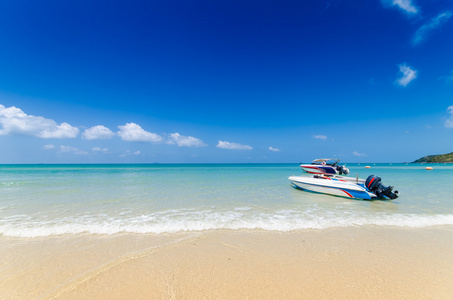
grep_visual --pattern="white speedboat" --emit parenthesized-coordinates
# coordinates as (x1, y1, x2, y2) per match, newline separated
(300, 158, 349, 175)
(289, 174, 398, 200)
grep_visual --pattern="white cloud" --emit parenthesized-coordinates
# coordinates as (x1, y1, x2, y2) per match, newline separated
(38, 123, 80, 138)
(83, 125, 115, 140)
(393, 0, 418, 14)
(0, 104, 79, 138)
(59, 145, 87, 155)
(119, 150, 143, 157)
(413, 11, 452, 45)
(43, 144, 55, 150)
(92, 147, 108, 152)
(396, 64, 417, 86)
(216, 141, 253, 150)
(353, 151, 366, 157)
(167, 133, 207, 147)
(117, 123, 163, 142)
(313, 135, 327, 141)
(383, 0, 418, 14)
(268, 146, 280, 152)
(444, 106, 453, 128)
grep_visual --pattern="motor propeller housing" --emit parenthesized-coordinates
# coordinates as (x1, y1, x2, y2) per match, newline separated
(365, 175, 399, 199)
(341, 166, 349, 175)
(336, 165, 349, 175)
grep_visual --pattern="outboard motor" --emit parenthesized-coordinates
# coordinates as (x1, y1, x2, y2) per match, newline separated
(336, 165, 350, 175)
(365, 175, 399, 199)
(341, 166, 349, 175)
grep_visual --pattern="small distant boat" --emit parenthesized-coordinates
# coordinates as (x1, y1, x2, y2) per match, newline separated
(289, 174, 399, 200)
(300, 158, 349, 175)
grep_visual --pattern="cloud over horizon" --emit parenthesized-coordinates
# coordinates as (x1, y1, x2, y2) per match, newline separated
(313, 135, 327, 141)
(83, 125, 115, 140)
(167, 133, 206, 147)
(0, 104, 79, 138)
(43, 144, 55, 150)
(216, 141, 253, 150)
(396, 64, 417, 86)
(92, 147, 108, 152)
(117, 123, 163, 142)
(58, 145, 88, 155)
(353, 151, 366, 157)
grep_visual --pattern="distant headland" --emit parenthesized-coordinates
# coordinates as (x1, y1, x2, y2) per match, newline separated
(413, 152, 453, 163)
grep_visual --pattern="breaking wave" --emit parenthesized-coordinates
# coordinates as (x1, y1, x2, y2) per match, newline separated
(2, 208, 453, 237)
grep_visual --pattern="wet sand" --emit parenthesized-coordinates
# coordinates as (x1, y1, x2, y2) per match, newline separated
(1, 227, 453, 299)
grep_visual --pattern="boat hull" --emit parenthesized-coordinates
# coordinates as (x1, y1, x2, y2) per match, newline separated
(289, 176, 376, 200)
(300, 165, 338, 175)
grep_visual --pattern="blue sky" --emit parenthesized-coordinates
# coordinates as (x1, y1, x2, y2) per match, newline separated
(1, 0, 453, 163)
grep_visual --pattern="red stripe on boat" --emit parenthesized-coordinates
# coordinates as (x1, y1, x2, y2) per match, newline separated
(341, 190, 353, 198)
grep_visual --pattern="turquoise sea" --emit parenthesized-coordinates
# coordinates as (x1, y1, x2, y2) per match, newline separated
(1, 163, 453, 237)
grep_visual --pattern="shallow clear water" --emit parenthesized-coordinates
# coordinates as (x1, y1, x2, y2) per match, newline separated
(1, 163, 452, 237)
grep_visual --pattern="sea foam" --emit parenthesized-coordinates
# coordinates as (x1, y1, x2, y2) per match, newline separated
(1, 209, 453, 237)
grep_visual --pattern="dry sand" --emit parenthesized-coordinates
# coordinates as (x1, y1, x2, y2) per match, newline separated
(1, 227, 453, 299)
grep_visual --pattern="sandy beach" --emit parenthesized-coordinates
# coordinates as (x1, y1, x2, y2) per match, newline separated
(1, 227, 453, 299)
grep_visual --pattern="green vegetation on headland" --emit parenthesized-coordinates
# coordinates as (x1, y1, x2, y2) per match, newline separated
(413, 152, 453, 163)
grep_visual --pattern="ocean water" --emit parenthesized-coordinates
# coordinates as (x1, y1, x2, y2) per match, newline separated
(1, 163, 452, 237)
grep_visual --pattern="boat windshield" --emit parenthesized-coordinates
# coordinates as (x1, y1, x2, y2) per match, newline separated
(311, 159, 340, 166)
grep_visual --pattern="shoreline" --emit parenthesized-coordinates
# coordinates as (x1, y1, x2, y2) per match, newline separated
(2, 226, 453, 299)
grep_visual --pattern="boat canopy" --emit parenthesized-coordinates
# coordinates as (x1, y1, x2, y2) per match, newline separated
(311, 158, 340, 166)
